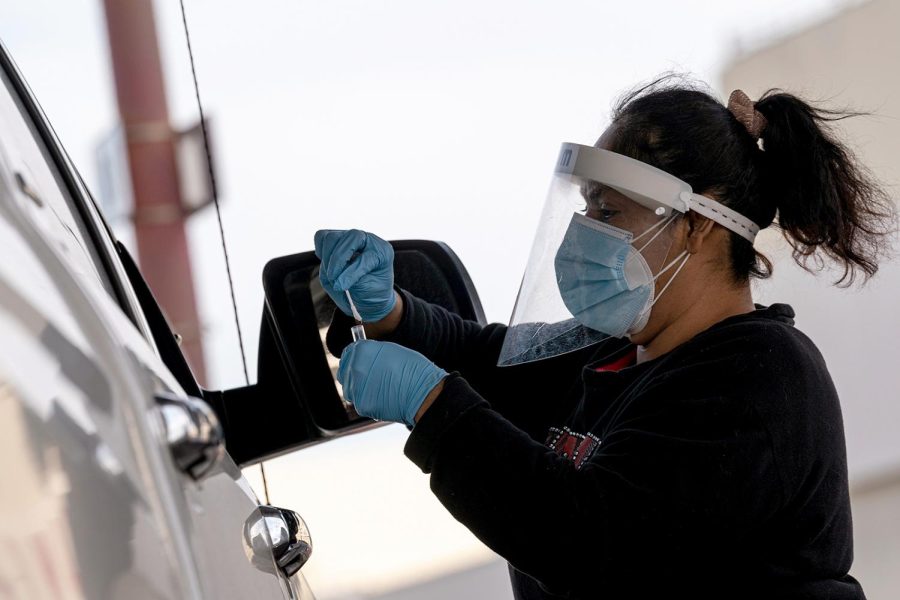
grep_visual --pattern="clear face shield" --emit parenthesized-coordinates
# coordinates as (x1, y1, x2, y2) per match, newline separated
(497, 143, 760, 367)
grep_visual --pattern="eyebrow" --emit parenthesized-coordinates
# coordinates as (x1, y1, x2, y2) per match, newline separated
(580, 182, 614, 204)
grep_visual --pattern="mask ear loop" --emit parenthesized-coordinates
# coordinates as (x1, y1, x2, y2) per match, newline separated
(652, 251, 690, 294)
(633, 213, 678, 251)
(633, 212, 690, 325)
(633, 252, 690, 325)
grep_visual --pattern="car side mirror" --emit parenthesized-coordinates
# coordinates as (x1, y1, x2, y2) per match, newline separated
(211, 240, 486, 466)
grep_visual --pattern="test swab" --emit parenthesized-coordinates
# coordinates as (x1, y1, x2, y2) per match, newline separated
(345, 290, 367, 341)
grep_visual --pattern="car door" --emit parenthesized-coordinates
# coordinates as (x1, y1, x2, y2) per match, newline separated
(0, 45, 314, 598)
(0, 63, 189, 599)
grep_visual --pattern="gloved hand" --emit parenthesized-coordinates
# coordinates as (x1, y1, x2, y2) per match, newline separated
(314, 229, 397, 322)
(338, 340, 447, 427)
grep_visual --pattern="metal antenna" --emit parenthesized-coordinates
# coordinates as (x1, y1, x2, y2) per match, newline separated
(178, 0, 270, 505)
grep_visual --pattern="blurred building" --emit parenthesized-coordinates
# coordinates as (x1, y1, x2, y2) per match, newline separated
(721, 0, 900, 597)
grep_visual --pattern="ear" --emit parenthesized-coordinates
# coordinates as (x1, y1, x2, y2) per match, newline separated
(684, 211, 716, 255)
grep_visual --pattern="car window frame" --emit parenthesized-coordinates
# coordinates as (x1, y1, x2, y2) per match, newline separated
(0, 41, 157, 349)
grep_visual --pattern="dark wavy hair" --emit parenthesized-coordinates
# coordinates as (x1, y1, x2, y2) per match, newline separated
(606, 74, 897, 286)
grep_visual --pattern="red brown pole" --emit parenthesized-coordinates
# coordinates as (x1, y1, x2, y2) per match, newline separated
(101, 0, 207, 384)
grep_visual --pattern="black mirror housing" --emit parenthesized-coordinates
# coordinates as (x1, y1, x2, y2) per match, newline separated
(216, 240, 485, 466)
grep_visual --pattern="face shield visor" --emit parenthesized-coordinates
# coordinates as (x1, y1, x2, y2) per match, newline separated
(497, 143, 760, 367)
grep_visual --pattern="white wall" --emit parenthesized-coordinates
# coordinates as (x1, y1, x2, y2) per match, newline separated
(721, 1, 900, 595)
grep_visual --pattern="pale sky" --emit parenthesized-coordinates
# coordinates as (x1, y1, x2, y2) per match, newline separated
(0, 1, 866, 597)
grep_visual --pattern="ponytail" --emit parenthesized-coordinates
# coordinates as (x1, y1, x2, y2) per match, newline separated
(754, 91, 896, 286)
(608, 75, 895, 285)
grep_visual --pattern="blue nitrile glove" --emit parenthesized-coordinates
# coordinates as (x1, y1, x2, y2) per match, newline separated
(313, 229, 397, 322)
(337, 340, 447, 427)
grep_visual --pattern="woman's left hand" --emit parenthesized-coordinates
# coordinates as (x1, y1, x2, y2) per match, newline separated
(338, 340, 447, 427)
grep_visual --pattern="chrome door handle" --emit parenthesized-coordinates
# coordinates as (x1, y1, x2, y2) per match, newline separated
(243, 505, 313, 577)
(155, 392, 224, 480)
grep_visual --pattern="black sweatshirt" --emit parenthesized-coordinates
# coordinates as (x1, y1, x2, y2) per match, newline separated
(327, 289, 865, 599)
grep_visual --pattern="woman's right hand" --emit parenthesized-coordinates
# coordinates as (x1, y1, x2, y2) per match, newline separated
(314, 229, 398, 323)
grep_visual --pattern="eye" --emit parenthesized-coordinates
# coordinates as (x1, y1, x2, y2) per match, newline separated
(584, 204, 619, 222)
(578, 184, 619, 222)
(596, 208, 619, 222)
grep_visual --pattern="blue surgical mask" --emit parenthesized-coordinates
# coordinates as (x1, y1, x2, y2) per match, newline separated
(554, 212, 689, 338)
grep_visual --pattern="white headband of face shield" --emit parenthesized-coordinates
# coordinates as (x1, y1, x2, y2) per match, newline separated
(555, 143, 761, 244)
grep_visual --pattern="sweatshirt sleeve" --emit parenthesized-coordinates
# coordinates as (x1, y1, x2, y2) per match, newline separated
(326, 288, 591, 441)
(403, 360, 784, 596)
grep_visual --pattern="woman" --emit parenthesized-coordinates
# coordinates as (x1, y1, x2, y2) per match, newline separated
(315, 77, 895, 599)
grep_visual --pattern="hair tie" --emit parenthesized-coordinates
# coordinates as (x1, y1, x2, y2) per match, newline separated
(727, 89, 767, 140)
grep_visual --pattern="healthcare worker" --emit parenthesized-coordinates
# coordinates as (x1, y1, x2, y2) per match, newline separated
(314, 79, 895, 599)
